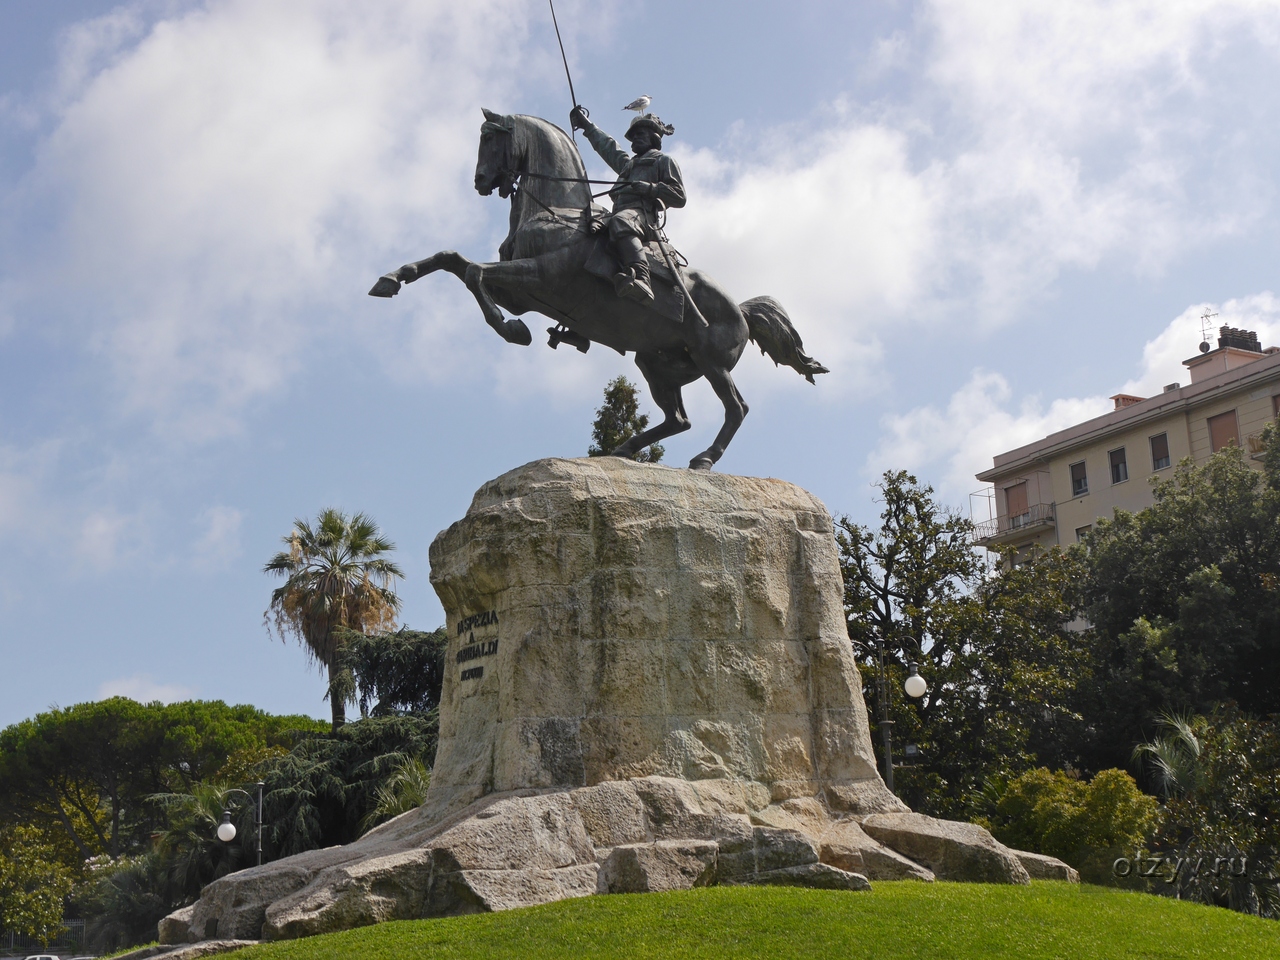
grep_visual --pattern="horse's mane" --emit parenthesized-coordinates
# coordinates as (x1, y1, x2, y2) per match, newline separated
(512, 115, 590, 206)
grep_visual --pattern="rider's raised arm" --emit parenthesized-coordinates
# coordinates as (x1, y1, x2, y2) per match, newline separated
(579, 118, 631, 175)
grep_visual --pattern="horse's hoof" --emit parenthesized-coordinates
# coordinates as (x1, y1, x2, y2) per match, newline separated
(368, 275, 401, 298)
(688, 457, 714, 471)
(498, 318, 532, 346)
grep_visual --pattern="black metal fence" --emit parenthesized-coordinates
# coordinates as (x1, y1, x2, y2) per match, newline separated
(0, 920, 87, 956)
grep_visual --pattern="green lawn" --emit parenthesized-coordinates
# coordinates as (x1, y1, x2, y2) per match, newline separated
(231, 881, 1280, 960)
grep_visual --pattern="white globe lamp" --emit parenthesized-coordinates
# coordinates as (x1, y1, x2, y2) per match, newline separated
(216, 812, 237, 843)
(904, 662, 927, 699)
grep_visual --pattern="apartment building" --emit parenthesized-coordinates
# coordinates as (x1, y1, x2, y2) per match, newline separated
(974, 327, 1280, 558)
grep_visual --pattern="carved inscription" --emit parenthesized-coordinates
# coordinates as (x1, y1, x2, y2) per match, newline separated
(456, 610, 499, 634)
(457, 637, 499, 663)
(456, 610, 499, 681)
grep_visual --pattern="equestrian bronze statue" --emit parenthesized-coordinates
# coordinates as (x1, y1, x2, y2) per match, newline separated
(369, 108, 827, 470)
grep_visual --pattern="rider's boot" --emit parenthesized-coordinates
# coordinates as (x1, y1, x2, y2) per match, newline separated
(613, 237, 654, 303)
(621, 259, 655, 303)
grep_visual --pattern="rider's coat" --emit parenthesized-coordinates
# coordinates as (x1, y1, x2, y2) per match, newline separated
(580, 119, 685, 242)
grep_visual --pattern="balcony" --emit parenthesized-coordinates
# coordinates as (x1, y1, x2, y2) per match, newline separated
(973, 502, 1056, 548)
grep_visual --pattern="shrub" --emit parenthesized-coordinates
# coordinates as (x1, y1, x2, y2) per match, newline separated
(990, 767, 1158, 883)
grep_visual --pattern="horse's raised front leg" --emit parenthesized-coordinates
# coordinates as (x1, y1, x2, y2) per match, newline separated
(688, 361, 748, 471)
(463, 259, 539, 346)
(611, 353, 693, 459)
(368, 252, 533, 347)
(368, 250, 472, 297)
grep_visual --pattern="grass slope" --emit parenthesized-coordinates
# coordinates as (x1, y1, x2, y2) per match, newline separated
(233, 882, 1280, 960)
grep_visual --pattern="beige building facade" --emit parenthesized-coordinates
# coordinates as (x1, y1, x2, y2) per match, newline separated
(974, 328, 1280, 558)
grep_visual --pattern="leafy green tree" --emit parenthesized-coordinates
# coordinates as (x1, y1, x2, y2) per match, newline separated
(838, 471, 1088, 816)
(72, 854, 170, 953)
(0, 699, 323, 867)
(332, 626, 449, 718)
(258, 715, 437, 857)
(1075, 426, 1280, 770)
(0, 825, 74, 946)
(987, 767, 1158, 884)
(0, 697, 167, 862)
(69, 784, 259, 953)
(1139, 709, 1280, 916)
(264, 509, 405, 730)
(587, 375, 664, 462)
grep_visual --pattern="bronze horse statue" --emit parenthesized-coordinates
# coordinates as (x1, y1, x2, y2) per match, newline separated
(369, 110, 826, 469)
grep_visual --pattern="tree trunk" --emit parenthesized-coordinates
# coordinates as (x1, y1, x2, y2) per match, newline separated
(49, 792, 97, 862)
(328, 661, 347, 731)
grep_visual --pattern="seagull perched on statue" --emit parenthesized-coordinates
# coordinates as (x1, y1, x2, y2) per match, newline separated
(622, 95, 652, 114)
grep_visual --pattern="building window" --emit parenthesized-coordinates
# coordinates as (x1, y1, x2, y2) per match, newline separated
(1208, 410, 1240, 452)
(1005, 481, 1029, 527)
(1273, 394, 1280, 419)
(1109, 448, 1128, 484)
(1070, 460, 1088, 496)
(1075, 525, 1092, 542)
(1150, 433, 1170, 470)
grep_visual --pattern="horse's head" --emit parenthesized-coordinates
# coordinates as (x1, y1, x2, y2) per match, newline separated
(476, 108, 518, 198)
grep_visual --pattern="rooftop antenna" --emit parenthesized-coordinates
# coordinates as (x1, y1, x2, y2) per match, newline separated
(1199, 308, 1218, 354)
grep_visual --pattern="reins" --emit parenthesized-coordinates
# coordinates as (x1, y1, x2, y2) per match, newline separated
(512, 177, 584, 224)
(505, 129, 674, 247)
(521, 171, 616, 200)
(521, 172, 616, 186)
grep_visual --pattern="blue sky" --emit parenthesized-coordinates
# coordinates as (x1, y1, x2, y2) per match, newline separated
(3, 0, 1280, 727)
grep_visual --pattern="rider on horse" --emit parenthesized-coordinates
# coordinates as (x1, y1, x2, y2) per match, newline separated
(570, 105, 684, 304)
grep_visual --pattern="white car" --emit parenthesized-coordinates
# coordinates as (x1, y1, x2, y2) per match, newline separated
(24, 954, 61, 960)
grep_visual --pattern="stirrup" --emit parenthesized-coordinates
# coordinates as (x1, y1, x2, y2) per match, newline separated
(613, 269, 634, 298)
(621, 276, 655, 303)
(547, 324, 590, 353)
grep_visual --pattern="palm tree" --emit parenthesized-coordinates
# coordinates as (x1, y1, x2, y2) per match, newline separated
(151, 783, 248, 899)
(358, 755, 432, 835)
(264, 509, 404, 730)
(1132, 712, 1204, 800)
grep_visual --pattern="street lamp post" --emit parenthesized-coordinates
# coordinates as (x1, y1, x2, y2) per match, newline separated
(216, 782, 265, 867)
(862, 638, 928, 793)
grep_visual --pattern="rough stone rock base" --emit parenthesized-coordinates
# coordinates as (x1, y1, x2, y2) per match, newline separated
(860, 812, 1031, 884)
(1014, 849, 1081, 882)
(161, 775, 1057, 943)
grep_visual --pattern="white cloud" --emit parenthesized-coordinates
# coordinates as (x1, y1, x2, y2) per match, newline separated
(675, 124, 928, 387)
(0, 0, 1277, 507)
(4, 0, 1277, 435)
(872, 290, 1280, 508)
(666, 0, 1280, 387)
(920, 0, 1280, 317)
(0, 439, 59, 537)
(9, 0, 550, 439)
(76, 507, 147, 570)
(98, 674, 196, 703)
(1121, 292, 1280, 397)
(192, 504, 243, 569)
(870, 370, 1110, 508)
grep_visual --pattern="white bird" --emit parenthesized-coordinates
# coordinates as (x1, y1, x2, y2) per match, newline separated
(622, 95, 652, 114)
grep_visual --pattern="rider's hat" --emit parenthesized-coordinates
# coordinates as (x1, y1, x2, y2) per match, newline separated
(626, 114, 675, 140)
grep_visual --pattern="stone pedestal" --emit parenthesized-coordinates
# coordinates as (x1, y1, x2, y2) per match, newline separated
(162, 459, 1054, 946)
(423, 457, 896, 819)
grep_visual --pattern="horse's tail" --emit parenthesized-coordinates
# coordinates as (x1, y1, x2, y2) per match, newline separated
(740, 296, 829, 384)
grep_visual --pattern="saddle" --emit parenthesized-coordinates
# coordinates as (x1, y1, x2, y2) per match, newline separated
(581, 221, 686, 324)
